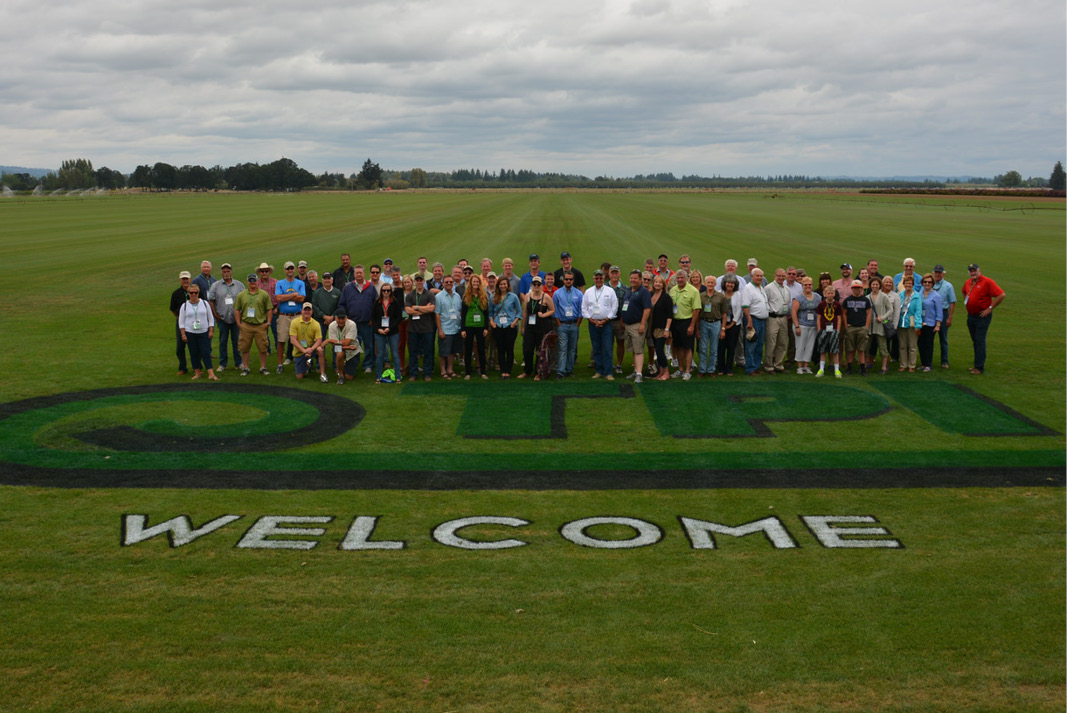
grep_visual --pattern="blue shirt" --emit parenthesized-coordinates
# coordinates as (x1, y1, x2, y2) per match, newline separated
(435, 289, 463, 335)
(489, 292, 521, 328)
(620, 286, 652, 325)
(921, 291, 944, 327)
(517, 270, 546, 296)
(275, 278, 307, 314)
(339, 280, 377, 323)
(932, 278, 956, 313)
(553, 287, 584, 322)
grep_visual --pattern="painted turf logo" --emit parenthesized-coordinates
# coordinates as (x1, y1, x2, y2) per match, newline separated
(0, 382, 1060, 490)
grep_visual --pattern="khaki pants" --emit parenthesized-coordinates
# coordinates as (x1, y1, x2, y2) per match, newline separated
(898, 327, 919, 369)
(764, 315, 790, 370)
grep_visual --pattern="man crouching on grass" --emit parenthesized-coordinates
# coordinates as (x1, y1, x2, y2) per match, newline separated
(326, 309, 362, 385)
(290, 303, 328, 383)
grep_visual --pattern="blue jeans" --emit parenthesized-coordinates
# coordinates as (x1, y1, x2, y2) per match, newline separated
(937, 309, 951, 365)
(744, 317, 766, 374)
(217, 320, 241, 368)
(357, 322, 376, 370)
(409, 331, 435, 377)
(588, 322, 613, 376)
(556, 322, 579, 375)
(374, 332, 400, 379)
(698, 320, 721, 374)
(967, 312, 992, 372)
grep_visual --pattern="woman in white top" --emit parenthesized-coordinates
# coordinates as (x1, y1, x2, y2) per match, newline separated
(178, 284, 217, 380)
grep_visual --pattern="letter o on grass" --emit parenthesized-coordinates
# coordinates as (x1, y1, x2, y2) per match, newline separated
(560, 517, 663, 549)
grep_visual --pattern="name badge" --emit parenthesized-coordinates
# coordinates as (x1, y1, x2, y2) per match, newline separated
(246, 307, 256, 318)
(300, 339, 308, 347)
(381, 317, 390, 329)
(334, 345, 343, 353)
(224, 297, 234, 305)
(450, 312, 458, 321)
(473, 314, 481, 324)
(193, 320, 202, 330)
(704, 304, 712, 312)
(528, 315, 537, 325)
(826, 326, 836, 333)
(621, 302, 629, 312)
(672, 305, 679, 314)
(288, 301, 296, 307)
(565, 308, 574, 318)
(412, 314, 420, 320)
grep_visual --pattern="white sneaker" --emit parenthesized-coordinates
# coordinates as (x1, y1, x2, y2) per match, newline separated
(319, 373, 328, 383)
(625, 371, 637, 380)
(682, 371, 691, 381)
(634, 373, 644, 383)
(796, 367, 805, 374)
(670, 370, 683, 379)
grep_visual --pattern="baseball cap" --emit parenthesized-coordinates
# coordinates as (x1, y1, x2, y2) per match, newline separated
(531, 276, 543, 284)
(747, 258, 759, 267)
(593, 269, 605, 277)
(841, 263, 853, 270)
(383, 258, 393, 264)
(561, 251, 572, 259)
(284, 261, 296, 269)
(247, 273, 258, 282)
(302, 303, 313, 311)
(179, 271, 191, 279)
(610, 265, 620, 272)
(297, 260, 307, 268)
(851, 279, 863, 288)
(322, 272, 332, 279)
(933, 264, 945, 272)
(529, 253, 539, 261)
(220, 263, 232, 269)
(968, 263, 979, 270)
(414, 273, 424, 281)
(334, 309, 347, 318)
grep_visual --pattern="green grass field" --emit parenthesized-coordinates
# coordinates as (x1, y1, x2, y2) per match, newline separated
(0, 190, 1063, 712)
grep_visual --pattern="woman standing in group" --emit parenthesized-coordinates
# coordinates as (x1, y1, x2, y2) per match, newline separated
(817, 271, 833, 298)
(897, 274, 922, 372)
(518, 275, 555, 379)
(857, 268, 871, 295)
(179, 283, 218, 381)
(485, 272, 499, 371)
(489, 276, 521, 379)
(649, 275, 674, 380)
(398, 274, 414, 377)
(791, 276, 821, 374)
(372, 282, 403, 382)
(717, 275, 742, 376)
(460, 274, 490, 380)
(917, 273, 944, 372)
(869, 276, 897, 374)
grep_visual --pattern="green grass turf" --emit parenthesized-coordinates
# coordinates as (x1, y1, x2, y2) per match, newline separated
(0, 190, 1063, 711)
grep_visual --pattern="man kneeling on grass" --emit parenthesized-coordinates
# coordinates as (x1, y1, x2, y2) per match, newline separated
(326, 309, 362, 385)
(290, 303, 328, 383)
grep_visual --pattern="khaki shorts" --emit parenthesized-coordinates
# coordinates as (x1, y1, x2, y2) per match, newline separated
(624, 322, 646, 353)
(276, 313, 297, 345)
(238, 321, 269, 353)
(844, 325, 869, 354)
(611, 319, 625, 342)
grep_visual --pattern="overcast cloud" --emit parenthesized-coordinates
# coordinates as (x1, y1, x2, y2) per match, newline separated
(2, 0, 1063, 177)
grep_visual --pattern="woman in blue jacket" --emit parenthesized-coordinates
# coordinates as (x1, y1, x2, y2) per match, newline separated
(897, 274, 923, 372)
(489, 277, 522, 378)
(917, 273, 944, 372)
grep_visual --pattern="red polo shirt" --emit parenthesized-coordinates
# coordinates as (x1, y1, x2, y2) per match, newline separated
(962, 275, 1003, 315)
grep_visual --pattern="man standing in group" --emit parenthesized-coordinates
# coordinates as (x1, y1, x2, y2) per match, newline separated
(414, 256, 430, 281)
(290, 303, 328, 383)
(368, 264, 385, 291)
(234, 272, 273, 376)
(832, 263, 854, 301)
(931, 264, 957, 368)
(962, 263, 1005, 375)
(170, 271, 192, 375)
(764, 268, 793, 374)
(340, 264, 377, 373)
(841, 280, 872, 375)
(192, 260, 216, 297)
(379, 259, 394, 286)
(333, 253, 356, 287)
(716, 260, 747, 290)
(427, 262, 446, 294)
(435, 275, 462, 378)
(554, 272, 584, 379)
(296, 260, 311, 290)
(206, 263, 244, 372)
(668, 270, 701, 380)
(274, 261, 306, 373)
(519, 254, 546, 296)
(654, 254, 674, 283)
(312, 272, 341, 331)
(620, 269, 651, 383)
(741, 268, 769, 375)
(500, 257, 521, 294)
(607, 265, 627, 374)
(582, 270, 619, 380)
(405, 273, 437, 380)
(895, 258, 919, 292)
(554, 252, 586, 289)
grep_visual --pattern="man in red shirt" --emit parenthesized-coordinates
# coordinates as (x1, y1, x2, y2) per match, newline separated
(961, 263, 1005, 375)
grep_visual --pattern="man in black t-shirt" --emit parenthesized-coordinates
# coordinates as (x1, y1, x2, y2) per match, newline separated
(553, 252, 586, 289)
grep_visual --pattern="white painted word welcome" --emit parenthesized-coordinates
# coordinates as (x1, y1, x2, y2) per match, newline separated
(122, 514, 903, 550)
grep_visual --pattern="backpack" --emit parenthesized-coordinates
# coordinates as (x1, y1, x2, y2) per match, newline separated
(536, 331, 558, 380)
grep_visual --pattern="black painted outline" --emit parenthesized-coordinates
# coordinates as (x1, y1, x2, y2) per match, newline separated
(556, 515, 664, 549)
(11, 384, 366, 452)
(799, 514, 905, 549)
(676, 515, 801, 550)
(465, 384, 636, 439)
(948, 384, 1060, 437)
(670, 392, 893, 439)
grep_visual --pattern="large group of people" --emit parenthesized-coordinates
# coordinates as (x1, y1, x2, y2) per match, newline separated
(170, 253, 1005, 384)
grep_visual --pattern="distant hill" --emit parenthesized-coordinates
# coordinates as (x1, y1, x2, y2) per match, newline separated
(0, 165, 53, 178)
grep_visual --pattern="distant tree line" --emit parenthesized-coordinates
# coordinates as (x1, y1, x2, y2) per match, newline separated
(3, 158, 1065, 193)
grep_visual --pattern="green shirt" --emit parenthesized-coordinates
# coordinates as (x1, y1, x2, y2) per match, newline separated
(234, 289, 272, 325)
(669, 284, 702, 320)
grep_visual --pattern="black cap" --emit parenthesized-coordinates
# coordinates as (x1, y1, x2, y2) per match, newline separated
(334, 309, 348, 318)
(529, 253, 539, 261)
(933, 264, 945, 272)
(561, 251, 571, 259)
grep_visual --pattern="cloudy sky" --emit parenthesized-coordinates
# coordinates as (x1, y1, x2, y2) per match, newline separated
(2, 0, 1063, 178)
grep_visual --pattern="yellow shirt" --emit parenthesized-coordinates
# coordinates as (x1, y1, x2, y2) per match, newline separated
(289, 318, 323, 348)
